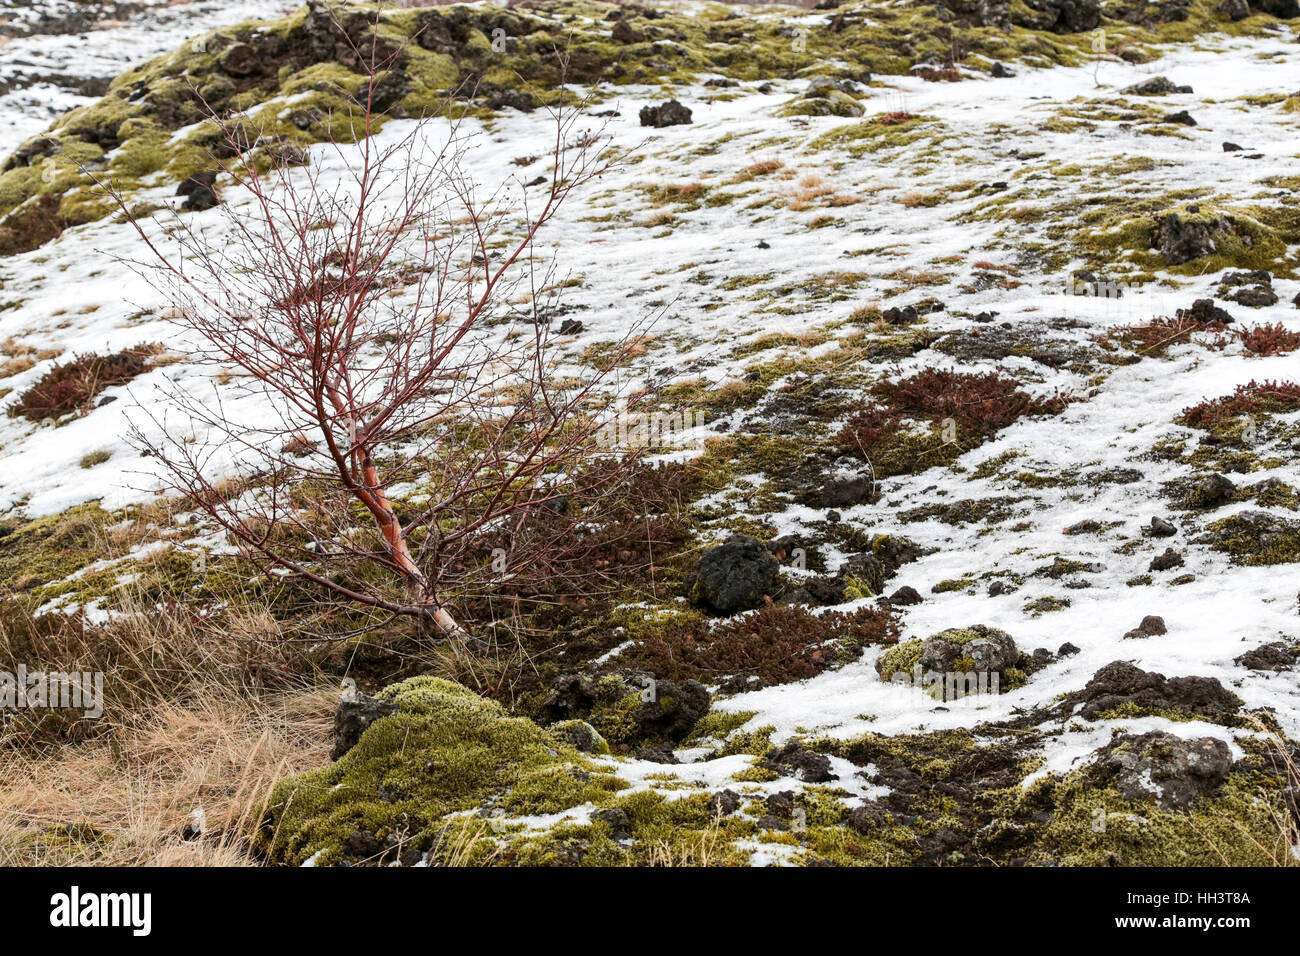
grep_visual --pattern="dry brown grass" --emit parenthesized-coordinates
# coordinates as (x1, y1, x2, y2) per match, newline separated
(0, 592, 335, 865)
(0, 685, 333, 866)
(727, 159, 784, 184)
(787, 174, 833, 211)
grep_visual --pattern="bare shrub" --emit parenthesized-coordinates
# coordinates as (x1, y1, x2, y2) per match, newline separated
(102, 21, 654, 642)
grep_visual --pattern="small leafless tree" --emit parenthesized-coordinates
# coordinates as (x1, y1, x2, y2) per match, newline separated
(101, 33, 655, 642)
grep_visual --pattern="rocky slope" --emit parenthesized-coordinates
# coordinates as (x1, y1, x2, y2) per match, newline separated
(1, 0, 1299, 866)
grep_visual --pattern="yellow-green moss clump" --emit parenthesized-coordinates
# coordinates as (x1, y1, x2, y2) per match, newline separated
(261, 676, 628, 866)
(1020, 769, 1289, 866)
(1079, 204, 1300, 279)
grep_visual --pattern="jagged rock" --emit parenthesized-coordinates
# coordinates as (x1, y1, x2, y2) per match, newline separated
(1150, 516, 1178, 537)
(935, 0, 1011, 29)
(1252, 0, 1300, 15)
(1216, 0, 1250, 17)
(990, 61, 1014, 77)
(1219, 270, 1277, 307)
(1235, 642, 1298, 671)
(1094, 731, 1232, 809)
(709, 789, 741, 817)
(1149, 548, 1184, 572)
(1058, 642, 1081, 656)
(759, 741, 837, 782)
(176, 171, 219, 211)
(1123, 614, 1167, 639)
(639, 100, 693, 127)
(1163, 109, 1196, 125)
(1185, 473, 1236, 509)
(592, 807, 631, 838)
(1015, 0, 1102, 31)
(1176, 298, 1234, 324)
(887, 585, 923, 605)
(1123, 75, 1193, 95)
(484, 86, 535, 112)
(331, 692, 398, 760)
(1156, 213, 1229, 265)
(687, 534, 781, 612)
(1223, 139, 1245, 150)
(1226, 286, 1278, 307)
(1055, 661, 1242, 721)
(543, 670, 710, 744)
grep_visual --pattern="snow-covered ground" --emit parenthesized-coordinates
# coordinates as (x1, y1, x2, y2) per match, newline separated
(1, 2, 1298, 800)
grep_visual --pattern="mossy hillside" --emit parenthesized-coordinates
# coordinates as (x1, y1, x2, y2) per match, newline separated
(6, 0, 1291, 252)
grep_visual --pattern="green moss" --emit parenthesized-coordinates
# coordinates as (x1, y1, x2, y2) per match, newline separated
(876, 639, 923, 681)
(77, 450, 112, 469)
(262, 676, 627, 865)
(1023, 595, 1071, 616)
(777, 90, 864, 119)
(1023, 770, 1287, 866)
(1200, 513, 1300, 565)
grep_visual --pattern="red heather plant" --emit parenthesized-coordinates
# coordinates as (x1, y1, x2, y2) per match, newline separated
(1235, 322, 1300, 358)
(1179, 380, 1300, 428)
(840, 367, 1070, 449)
(8, 344, 164, 421)
(622, 604, 900, 690)
(1100, 316, 1221, 356)
(877, 111, 918, 125)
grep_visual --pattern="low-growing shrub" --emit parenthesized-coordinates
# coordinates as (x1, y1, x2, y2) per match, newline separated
(7, 344, 163, 421)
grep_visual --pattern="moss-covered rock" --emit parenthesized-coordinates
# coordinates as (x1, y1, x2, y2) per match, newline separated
(262, 676, 628, 865)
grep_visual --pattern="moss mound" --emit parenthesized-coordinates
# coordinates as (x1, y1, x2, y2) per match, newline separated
(261, 676, 626, 866)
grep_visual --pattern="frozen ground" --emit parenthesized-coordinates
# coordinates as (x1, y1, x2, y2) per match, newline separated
(0, 1, 1298, 852)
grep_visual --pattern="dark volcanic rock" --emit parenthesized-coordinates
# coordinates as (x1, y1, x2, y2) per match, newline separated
(759, 741, 838, 782)
(1185, 473, 1237, 509)
(332, 693, 398, 760)
(1055, 661, 1242, 722)
(1155, 213, 1229, 265)
(1149, 548, 1185, 572)
(709, 789, 741, 818)
(887, 585, 924, 606)
(1123, 75, 1193, 95)
(639, 100, 693, 127)
(935, 0, 1012, 29)
(543, 670, 710, 743)
(820, 475, 877, 507)
(1150, 516, 1178, 537)
(1235, 642, 1298, 671)
(1252, 0, 1300, 16)
(1093, 731, 1232, 809)
(1176, 298, 1234, 324)
(1015, 0, 1102, 31)
(176, 171, 220, 211)
(1123, 614, 1168, 639)
(687, 534, 782, 613)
